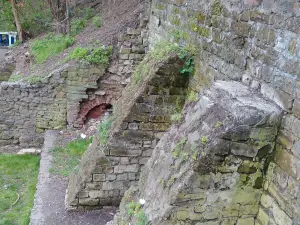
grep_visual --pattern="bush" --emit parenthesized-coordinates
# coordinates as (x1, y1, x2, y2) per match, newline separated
(71, 18, 86, 36)
(68, 45, 113, 66)
(92, 16, 102, 28)
(31, 34, 74, 64)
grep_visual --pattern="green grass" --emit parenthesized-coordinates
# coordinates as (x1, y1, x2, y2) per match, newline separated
(31, 34, 74, 64)
(49, 138, 92, 177)
(67, 46, 113, 66)
(0, 154, 40, 225)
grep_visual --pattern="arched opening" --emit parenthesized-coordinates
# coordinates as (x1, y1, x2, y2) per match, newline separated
(85, 103, 113, 122)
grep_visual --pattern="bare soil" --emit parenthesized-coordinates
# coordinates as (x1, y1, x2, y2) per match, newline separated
(10, 0, 144, 77)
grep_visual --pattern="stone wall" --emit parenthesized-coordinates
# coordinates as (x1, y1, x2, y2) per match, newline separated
(0, 63, 110, 147)
(112, 81, 283, 225)
(0, 15, 149, 147)
(147, 0, 300, 224)
(66, 53, 189, 209)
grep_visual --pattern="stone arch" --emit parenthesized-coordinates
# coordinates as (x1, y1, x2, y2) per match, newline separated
(75, 95, 112, 128)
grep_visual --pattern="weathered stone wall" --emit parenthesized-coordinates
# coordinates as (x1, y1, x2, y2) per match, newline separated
(0, 63, 109, 147)
(66, 54, 189, 209)
(147, 0, 300, 224)
(0, 68, 67, 147)
(0, 15, 150, 147)
(112, 81, 283, 225)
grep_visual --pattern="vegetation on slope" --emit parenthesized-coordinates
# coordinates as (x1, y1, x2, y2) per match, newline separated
(0, 154, 40, 225)
(31, 34, 74, 64)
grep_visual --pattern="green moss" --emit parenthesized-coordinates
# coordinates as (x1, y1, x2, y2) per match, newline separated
(167, 176, 176, 187)
(133, 62, 150, 84)
(172, 7, 180, 14)
(191, 144, 198, 161)
(169, 29, 189, 42)
(200, 136, 208, 145)
(197, 26, 211, 38)
(98, 116, 114, 146)
(169, 15, 181, 26)
(212, 0, 222, 16)
(215, 121, 223, 128)
(196, 13, 206, 23)
(171, 113, 182, 122)
(187, 90, 198, 102)
(156, 3, 166, 10)
(172, 138, 187, 159)
(126, 201, 148, 225)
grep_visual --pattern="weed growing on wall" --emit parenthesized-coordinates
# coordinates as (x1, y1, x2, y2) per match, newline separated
(133, 41, 195, 84)
(98, 116, 114, 146)
(31, 34, 74, 64)
(68, 46, 113, 66)
(127, 201, 148, 225)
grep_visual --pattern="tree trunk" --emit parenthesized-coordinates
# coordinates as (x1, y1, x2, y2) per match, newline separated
(47, 0, 70, 34)
(9, 0, 23, 42)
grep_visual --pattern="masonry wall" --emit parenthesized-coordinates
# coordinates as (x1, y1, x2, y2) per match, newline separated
(66, 53, 189, 209)
(148, 0, 300, 224)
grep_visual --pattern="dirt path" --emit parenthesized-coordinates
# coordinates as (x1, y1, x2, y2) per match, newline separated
(30, 130, 114, 225)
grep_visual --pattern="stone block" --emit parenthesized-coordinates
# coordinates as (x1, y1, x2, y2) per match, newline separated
(119, 47, 131, 54)
(93, 174, 106, 182)
(116, 173, 128, 181)
(89, 190, 108, 198)
(79, 198, 99, 206)
(237, 218, 254, 225)
(257, 208, 269, 225)
(114, 164, 139, 173)
(292, 99, 300, 118)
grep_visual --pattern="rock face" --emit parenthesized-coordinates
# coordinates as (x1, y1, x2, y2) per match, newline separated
(112, 81, 283, 225)
(66, 53, 189, 210)
(146, 0, 300, 223)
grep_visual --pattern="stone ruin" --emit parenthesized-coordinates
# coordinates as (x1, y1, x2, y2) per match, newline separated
(1, 0, 300, 224)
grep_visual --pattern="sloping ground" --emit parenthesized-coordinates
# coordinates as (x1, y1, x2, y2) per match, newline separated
(112, 81, 283, 225)
(9, 0, 145, 77)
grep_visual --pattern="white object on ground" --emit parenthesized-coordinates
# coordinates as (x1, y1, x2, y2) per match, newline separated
(80, 133, 87, 139)
(17, 148, 41, 155)
(139, 199, 146, 205)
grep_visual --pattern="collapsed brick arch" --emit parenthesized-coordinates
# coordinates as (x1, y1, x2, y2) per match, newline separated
(75, 95, 112, 128)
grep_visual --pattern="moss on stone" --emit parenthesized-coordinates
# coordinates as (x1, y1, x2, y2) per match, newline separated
(212, 0, 222, 16)
(156, 3, 166, 10)
(169, 15, 181, 26)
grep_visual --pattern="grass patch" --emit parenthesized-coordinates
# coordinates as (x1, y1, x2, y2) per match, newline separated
(67, 46, 112, 66)
(49, 138, 92, 177)
(31, 34, 74, 64)
(0, 154, 40, 225)
(9, 74, 44, 84)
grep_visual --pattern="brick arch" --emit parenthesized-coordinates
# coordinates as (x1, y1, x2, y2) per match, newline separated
(75, 95, 112, 127)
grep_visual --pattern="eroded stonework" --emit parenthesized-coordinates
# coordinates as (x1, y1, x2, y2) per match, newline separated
(113, 81, 283, 225)
(66, 54, 189, 209)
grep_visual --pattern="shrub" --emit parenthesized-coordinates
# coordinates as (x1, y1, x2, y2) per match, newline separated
(71, 18, 86, 35)
(92, 16, 102, 28)
(31, 34, 74, 64)
(68, 45, 113, 66)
